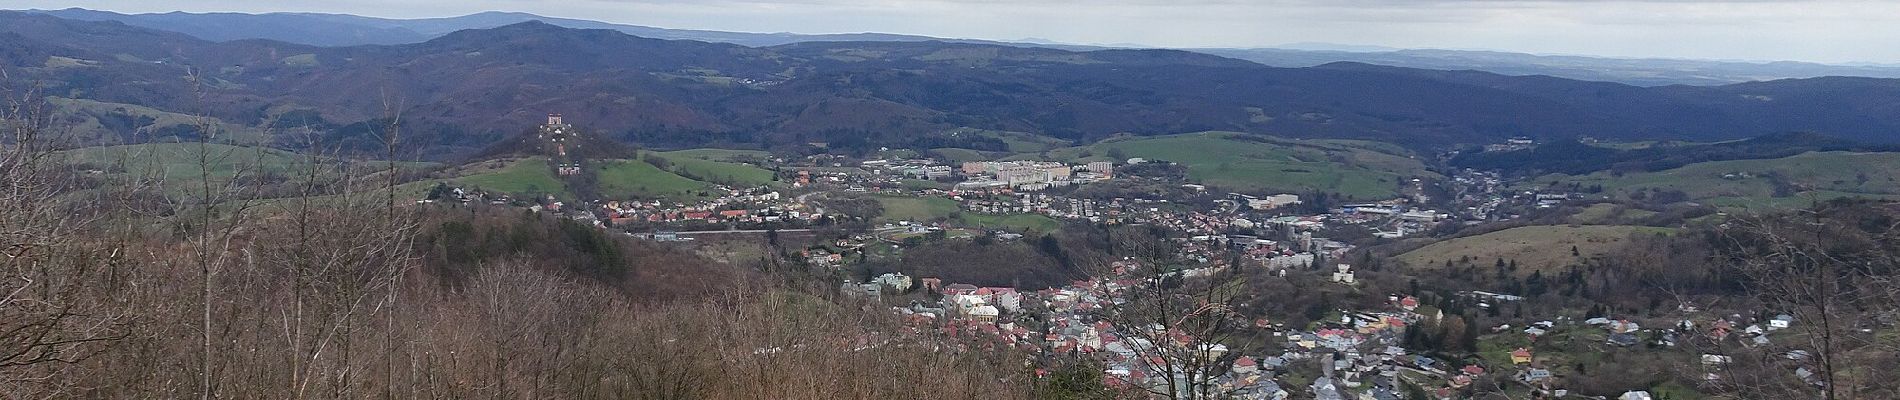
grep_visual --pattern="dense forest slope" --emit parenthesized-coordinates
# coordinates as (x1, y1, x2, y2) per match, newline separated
(8, 12, 1900, 159)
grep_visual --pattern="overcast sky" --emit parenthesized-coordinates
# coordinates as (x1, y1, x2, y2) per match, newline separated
(15, 0, 1900, 64)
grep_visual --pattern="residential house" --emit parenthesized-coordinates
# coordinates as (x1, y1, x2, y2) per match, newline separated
(1768, 314, 1793, 330)
(943, 283, 980, 296)
(1524, 326, 1547, 338)
(1522, 368, 1553, 383)
(972, 287, 1023, 311)
(1232, 356, 1259, 374)
(874, 273, 914, 292)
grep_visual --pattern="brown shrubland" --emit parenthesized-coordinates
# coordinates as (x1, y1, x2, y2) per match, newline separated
(0, 90, 1030, 399)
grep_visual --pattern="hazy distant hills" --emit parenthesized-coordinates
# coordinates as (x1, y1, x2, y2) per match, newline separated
(25, 8, 1900, 86)
(1200, 47, 1900, 86)
(6, 11, 1900, 160)
(26, 8, 1081, 49)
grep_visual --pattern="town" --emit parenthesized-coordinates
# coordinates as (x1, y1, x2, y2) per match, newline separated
(14, 6, 1900, 399)
(408, 116, 1834, 399)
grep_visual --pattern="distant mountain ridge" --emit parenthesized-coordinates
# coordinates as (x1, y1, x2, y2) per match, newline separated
(7, 11, 1900, 161)
(25, 8, 1096, 49)
(25, 8, 1900, 86)
(1199, 47, 1900, 86)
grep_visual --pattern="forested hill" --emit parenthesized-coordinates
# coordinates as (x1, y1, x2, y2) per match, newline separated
(1450, 132, 1900, 176)
(9, 11, 1900, 159)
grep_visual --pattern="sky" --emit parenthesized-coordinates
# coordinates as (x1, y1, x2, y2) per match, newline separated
(14, 0, 1900, 64)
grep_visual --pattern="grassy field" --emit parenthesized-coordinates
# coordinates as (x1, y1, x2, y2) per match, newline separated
(900, 179, 952, 191)
(595, 159, 711, 200)
(452, 158, 571, 197)
(1537, 151, 1900, 209)
(657, 148, 771, 162)
(409, 155, 731, 201)
(1038, 132, 1435, 199)
(1567, 203, 1659, 225)
(647, 152, 776, 187)
(870, 195, 961, 223)
(868, 195, 1059, 232)
(46, 97, 272, 144)
(1397, 225, 1676, 272)
(62, 142, 307, 183)
(60, 142, 440, 197)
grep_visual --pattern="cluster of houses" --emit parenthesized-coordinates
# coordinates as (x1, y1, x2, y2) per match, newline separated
(954, 192, 1126, 221)
(873, 259, 1466, 399)
(597, 187, 826, 227)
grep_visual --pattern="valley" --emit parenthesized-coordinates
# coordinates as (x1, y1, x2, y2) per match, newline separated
(6, 7, 1900, 400)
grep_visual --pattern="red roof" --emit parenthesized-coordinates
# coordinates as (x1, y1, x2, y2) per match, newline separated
(1235, 356, 1257, 367)
(1462, 365, 1485, 375)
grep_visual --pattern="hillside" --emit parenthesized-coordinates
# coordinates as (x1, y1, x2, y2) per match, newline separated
(648, 151, 777, 187)
(1397, 225, 1676, 272)
(61, 142, 308, 181)
(447, 158, 573, 198)
(1536, 151, 1900, 209)
(1450, 132, 1897, 176)
(28, 8, 1061, 48)
(1043, 132, 1436, 199)
(13, 12, 1900, 159)
(1204, 47, 1900, 86)
(442, 156, 730, 201)
(40, 8, 1900, 87)
(595, 158, 713, 200)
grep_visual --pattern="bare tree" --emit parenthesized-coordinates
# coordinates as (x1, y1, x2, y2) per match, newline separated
(0, 78, 137, 397)
(1712, 201, 1900, 399)
(1094, 257, 1253, 399)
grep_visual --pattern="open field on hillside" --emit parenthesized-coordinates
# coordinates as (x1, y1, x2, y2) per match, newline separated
(1537, 151, 1900, 209)
(1397, 225, 1676, 272)
(872, 195, 960, 223)
(62, 142, 306, 181)
(657, 148, 771, 162)
(451, 157, 570, 198)
(446, 157, 727, 201)
(46, 97, 273, 144)
(1566, 203, 1659, 225)
(868, 195, 1061, 232)
(647, 151, 777, 187)
(62, 142, 434, 198)
(595, 159, 711, 200)
(1038, 132, 1435, 199)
